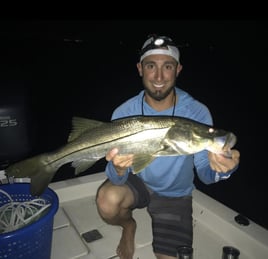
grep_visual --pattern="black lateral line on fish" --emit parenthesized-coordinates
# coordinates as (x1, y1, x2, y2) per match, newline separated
(45, 129, 160, 165)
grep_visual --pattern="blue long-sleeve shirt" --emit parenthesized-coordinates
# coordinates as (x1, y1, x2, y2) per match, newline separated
(105, 87, 236, 197)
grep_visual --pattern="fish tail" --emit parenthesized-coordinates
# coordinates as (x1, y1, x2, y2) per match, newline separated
(5, 154, 57, 196)
(30, 170, 56, 196)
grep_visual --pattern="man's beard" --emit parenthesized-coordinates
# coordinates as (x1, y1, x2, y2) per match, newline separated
(145, 86, 174, 101)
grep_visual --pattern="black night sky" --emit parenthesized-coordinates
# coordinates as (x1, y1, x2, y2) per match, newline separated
(0, 20, 267, 229)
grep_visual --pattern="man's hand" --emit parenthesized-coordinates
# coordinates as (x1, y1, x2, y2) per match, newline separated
(106, 148, 134, 176)
(208, 149, 240, 173)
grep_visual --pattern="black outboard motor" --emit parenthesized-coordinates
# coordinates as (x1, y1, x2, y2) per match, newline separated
(0, 85, 32, 171)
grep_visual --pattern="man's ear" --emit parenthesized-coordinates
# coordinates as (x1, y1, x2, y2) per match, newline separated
(176, 64, 183, 77)
(137, 62, 143, 77)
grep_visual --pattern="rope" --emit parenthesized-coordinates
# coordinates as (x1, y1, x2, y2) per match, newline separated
(0, 189, 51, 233)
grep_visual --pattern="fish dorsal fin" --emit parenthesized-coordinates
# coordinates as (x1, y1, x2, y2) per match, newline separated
(132, 154, 156, 174)
(68, 117, 106, 142)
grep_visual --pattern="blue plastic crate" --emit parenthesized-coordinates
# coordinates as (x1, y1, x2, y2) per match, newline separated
(0, 183, 59, 259)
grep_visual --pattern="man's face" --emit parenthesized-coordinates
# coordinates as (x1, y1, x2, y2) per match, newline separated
(137, 54, 182, 101)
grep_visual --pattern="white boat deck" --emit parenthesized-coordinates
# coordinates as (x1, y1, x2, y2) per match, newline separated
(49, 172, 268, 259)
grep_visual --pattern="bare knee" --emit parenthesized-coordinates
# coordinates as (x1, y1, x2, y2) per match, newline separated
(96, 184, 123, 218)
(96, 182, 134, 220)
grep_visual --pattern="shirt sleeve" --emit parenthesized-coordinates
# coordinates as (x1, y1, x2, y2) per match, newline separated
(194, 149, 237, 184)
(105, 161, 130, 185)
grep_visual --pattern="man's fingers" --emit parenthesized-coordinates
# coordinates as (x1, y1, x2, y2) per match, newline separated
(106, 148, 119, 161)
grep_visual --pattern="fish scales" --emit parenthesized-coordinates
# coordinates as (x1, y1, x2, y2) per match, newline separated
(5, 115, 237, 195)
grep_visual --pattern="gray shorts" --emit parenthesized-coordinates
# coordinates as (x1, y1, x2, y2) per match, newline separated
(126, 173, 193, 257)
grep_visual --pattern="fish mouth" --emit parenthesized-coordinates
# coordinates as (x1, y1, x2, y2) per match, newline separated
(223, 132, 237, 150)
(209, 132, 237, 157)
(214, 132, 237, 150)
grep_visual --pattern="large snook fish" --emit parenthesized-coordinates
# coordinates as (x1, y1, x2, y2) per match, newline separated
(5, 115, 237, 196)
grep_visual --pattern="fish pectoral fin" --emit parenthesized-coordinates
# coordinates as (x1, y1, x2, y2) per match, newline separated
(71, 159, 99, 175)
(155, 147, 187, 156)
(132, 154, 156, 174)
(160, 139, 189, 155)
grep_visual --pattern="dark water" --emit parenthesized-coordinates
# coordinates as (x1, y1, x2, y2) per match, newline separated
(0, 20, 267, 229)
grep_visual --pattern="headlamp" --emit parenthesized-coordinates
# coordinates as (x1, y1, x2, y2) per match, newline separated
(139, 35, 180, 63)
(140, 35, 176, 56)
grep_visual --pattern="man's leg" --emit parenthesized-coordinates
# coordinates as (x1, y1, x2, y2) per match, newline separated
(147, 194, 193, 259)
(96, 174, 150, 259)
